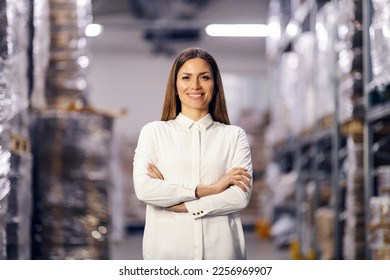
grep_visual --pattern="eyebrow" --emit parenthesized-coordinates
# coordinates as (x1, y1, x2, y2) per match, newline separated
(180, 71, 211, 75)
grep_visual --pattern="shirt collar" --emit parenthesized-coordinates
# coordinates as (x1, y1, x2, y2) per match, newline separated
(175, 113, 214, 129)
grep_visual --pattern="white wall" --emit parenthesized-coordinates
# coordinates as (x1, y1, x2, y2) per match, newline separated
(89, 49, 171, 139)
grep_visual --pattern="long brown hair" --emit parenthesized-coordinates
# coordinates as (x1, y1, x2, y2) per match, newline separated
(161, 47, 230, 125)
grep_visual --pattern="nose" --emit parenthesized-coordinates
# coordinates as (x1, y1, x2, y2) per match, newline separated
(191, 78, 201, 89)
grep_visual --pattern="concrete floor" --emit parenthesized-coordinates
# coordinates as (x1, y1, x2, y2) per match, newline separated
(110, 230, 291, 260)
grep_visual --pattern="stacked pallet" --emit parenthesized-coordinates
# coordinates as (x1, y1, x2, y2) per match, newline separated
(32, 111, 113, 259)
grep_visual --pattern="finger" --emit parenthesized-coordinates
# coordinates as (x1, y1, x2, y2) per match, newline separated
(229, 167, 247, 174)
(232, 173, 251, 183)
(149, 164, 164, 179)
(239, 178, 251, 189)
(232, 180, 248, 192)
(233, 175, 251, 188)
(148, 163, 157, 171)
(147, 164, 156, 175)
(147, 168, 161, 179)
(230, 169, 251, 179)
(147, 168, 160, 179)
(243, 180, 252, 188)
(155, 168, 164, 180)
(147, 165, 157, 176)
(148, 164, 158, 176)
(234, 167, 248, 171)
(152, 169, 163, 180)
(236, 170, 251, 179)
(233, 169, 251, 176)
(150, 171, 163, 180)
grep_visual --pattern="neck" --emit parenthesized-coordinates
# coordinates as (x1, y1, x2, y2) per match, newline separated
(181, 110, 208, 122)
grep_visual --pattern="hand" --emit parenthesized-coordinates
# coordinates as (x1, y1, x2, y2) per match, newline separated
(213, 167, 251, 193)
(166, 202, 188, 213)
(147, 163, 164, 180)
(195, 167, 251, 198)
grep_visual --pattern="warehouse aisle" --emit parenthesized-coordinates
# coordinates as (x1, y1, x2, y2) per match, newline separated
(110, 230, 291, 260)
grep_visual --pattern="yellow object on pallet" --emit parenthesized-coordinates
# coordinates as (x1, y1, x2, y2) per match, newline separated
(255, 218, 271, 239)
(306, 247, 317, 260)
(289, 240, 317, 260)
(289, 239, 303, 260)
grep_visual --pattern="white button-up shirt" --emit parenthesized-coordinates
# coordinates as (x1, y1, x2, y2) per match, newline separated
(133, 113, 253, 259)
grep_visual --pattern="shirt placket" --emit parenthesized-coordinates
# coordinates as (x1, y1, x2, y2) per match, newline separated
(192, 122, 203, 259)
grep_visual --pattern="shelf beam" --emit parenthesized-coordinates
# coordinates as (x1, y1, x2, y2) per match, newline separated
(366, 103, 390, 123)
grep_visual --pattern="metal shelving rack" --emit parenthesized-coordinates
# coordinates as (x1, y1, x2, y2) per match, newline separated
(269, 0, 345, 259)
(329, 0, 343, 260)
(288, 0, 319, 259)
(363, 0, 390, 260)
(362, 0, 373, 260)
(269, 0, 390, 260)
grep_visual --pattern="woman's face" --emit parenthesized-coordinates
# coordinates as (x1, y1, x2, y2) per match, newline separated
(176, 58, 214, 118)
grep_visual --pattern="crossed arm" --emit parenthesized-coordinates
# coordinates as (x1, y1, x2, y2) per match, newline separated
(133, 124, 253, 217)
(147, 163, 251, 212)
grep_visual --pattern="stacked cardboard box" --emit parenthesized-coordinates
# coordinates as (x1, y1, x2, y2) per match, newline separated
(369, 196, 390, 259)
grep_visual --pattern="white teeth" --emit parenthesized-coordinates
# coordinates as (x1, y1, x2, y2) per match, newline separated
(189, 94, 202, 97)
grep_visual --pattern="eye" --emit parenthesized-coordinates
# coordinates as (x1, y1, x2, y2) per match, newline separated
(182, 76, 190, 80)
(200, 76, 210, 80)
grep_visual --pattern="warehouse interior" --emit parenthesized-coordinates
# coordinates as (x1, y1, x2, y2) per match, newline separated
(1, 0, 390, 260)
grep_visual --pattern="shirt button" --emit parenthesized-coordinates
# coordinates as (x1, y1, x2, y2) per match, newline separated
(197, 212, 200, 215)
(192, 213, 196, 216)
(201, 211, 204, 213)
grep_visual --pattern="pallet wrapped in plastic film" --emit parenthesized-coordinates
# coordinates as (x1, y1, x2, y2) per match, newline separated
(370, 0, 390, 100)
(31, 110, 114, 260)
(31, 0, 50, 109)
(45, 0, 92, 108)
(0, 0, 9, 260)
(3, 0, 34, 260)
(0, 128, 11, 260)
(7, 110, 33, 260)
(0, 0, 32, 260)
(0, 183, 10, 260)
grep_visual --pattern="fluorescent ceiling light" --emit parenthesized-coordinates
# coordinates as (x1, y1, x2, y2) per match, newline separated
(205, 24, 269, 37)
(85, 23, 103, 37)
(286, 21, 299, 37)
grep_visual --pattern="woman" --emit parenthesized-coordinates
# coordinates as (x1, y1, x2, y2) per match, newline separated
(133, 47, 253, 260)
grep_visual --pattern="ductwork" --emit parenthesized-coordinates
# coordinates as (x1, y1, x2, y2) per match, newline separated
(128, 0, 210, 54)
(128, 0, 209, 20)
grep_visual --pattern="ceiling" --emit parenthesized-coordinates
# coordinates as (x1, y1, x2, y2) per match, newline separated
(90, 0, 271, 57)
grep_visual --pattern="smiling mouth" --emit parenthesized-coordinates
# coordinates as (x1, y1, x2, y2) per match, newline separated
(188, 93, 204, 99)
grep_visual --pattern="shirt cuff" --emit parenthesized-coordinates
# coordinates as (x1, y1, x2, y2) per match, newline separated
(178, 183, 198, 200)
(185, 198, 210, 219)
